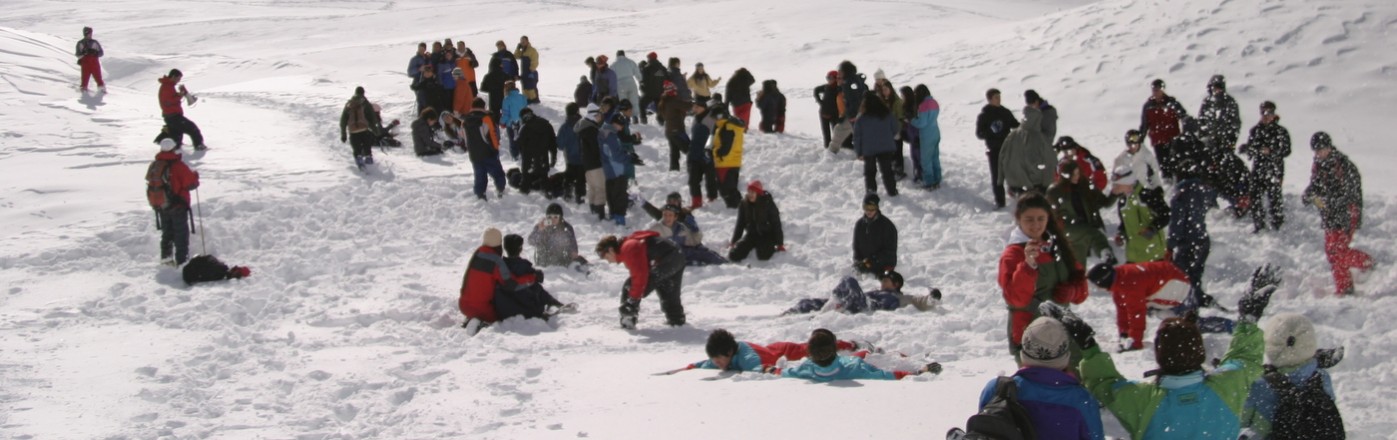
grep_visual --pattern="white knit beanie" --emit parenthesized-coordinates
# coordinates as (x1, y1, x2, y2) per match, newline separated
(1021, 317, 1071, 370)
(1264, 313, 1318, 368)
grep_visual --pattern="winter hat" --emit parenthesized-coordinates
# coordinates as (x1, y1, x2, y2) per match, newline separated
(227, 266, 251, 279)
(1260, 101, 1277, 115)
(647, 51, 658, 60)
(1112, 165, 1138, 187)
(746, 180, 764, 196)
(862, 193, 880, 210)
(159, 138, 177, 152)
(880, 270, 903, 288)
(83, 26, 93, 36)
(1087, 263, 1116, 289)
(482, 228, 503, 248)
(1020, 317, 1071, 370)
(503, 234, 524, 259)
(807, 329, 838, 367)
(826, 70, 838, 80)
(1053, 136, 1078, 151)
(584, 103, 601, 117)
(663, 80, 677, 96)
(1208, 74, 1227, 90)
(1311, 131, 1333, 150)
(1154, 317, 1206, 375)
(168, 68, 183, 78)
(874, 68, 886, 82)
(545, 202, 564, 217)
(1151, 78, 1165, 89)
(355, 86, 365, 96)
(1265, 313, 1318, 368)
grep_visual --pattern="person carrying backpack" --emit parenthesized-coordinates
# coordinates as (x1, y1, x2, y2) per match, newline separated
(147, 139, 200, 266)
(1240, 313, 1346, 440)
(970, 316, 1105, 440)
(340, 86, 383, 170)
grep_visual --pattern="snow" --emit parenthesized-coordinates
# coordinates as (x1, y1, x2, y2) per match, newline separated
(2, 0, 1396, 438)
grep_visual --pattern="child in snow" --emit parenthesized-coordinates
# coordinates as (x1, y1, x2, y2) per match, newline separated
(340, 86, 383, 169)
(157, 69, 207, 150)
(1085, 261, 1194, 352)
(774, 329, 940, 382)
(527, 203, 587, 269)
(910, 84, 942, 189)
(459, 228, 514, 335)
(599, 113, 633, 226)
(683, 329, 863, 373)
(710, 104, 747, 208)
(1047, 160, 1113, 264)
(977, 316, 1105, 440)
(783, 271, 940, 315)
(1111, 131, 1170, 263)
(852, 193, 897, 274)
(998, 192, 1087, 358)
(1303, 132, 1372, 297)
(755, 79, 786, 133)
(500, 81, 528, 158)
(463, 98, 507, 200)
(514, 107, 557, 194)
(493, 234, 575, 321)
(597, 232, 687, 329)
(411, 108, 444, 157)
(1240, 313, 1346, 439)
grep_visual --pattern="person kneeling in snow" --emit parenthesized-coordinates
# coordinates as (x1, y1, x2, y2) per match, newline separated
(493, 234, 575, 321)
(681, 328, 867, 373)
(783, 270, 940, 315)
(728, 180, 785, 263)
(646, 205, 728, 266)
(774, 329, 940, 382)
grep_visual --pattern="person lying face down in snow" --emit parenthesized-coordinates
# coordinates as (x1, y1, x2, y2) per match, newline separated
(782, 270, 940, 315)
(774, 329, 941, 382)
(680, 329, 867, 373)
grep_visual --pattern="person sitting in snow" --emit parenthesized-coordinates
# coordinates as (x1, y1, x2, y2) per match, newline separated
(646, 205, 728, 266)
(459, 228, 515, 335)
(640, 191, 700, 231)
(527, 203, 587, 269)
(411, 107, 444, 157)
(728, 180, 785, 262)
(772, 329, 940, 382)
(853, 193, 897, 274)
(493, 234, 575, 321)
(681, 329, 868, 373)
(783, 270, 940, 315)
(1240, 313, 1346, 439)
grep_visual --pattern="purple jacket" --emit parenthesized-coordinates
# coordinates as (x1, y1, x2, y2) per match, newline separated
(978, 367, 1105, 440)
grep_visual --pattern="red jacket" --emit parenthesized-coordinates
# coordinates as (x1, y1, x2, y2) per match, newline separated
(1062, 148, 1108, 191)
(619, 230, 662, 300)
(154, 151, 199, 207)
(998, 241, 1087, 345)
(458, 246, 515, 322)
(158, 76, 183, 116)
(1109, 260, 1191, 309)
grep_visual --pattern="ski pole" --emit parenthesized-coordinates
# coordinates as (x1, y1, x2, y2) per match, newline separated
(195, 188, 207, 255)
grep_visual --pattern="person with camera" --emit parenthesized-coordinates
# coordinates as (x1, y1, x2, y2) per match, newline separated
(998, 192, 1088, 359)
(75, 26, 105, 93)
(528, 203, 587, 269)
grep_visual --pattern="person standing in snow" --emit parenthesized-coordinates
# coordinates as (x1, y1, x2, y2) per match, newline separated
(482, 41, 516, 122)
(1025, 90, 1059, 144)
(1052, 263, 1279, 440)
(600, 113, 633, 226)
(157, 69, 207, 150)
(998, 95, 1055, 197)
(728, 181, 784, 262)
(515, 107, 557, 194)
(407, 43, 432, 110)
(611, 50, 641, 119)
(1198, 74, 1242, 152)
(454, 41, 479, 95)
(591, 55, 619, 104)
(687, 62, 721, 104)
(976, 88, 1020, 208)
(710, 103, 747, 208)
(340, 86, 382, 170)
(528, 203, 588, 269)
(1140, 79, 1188, 180)
(660, 81, 690, 171)
(854, 91, 900, 197)
(513, 36, 540, 104)
(500, 81, 528, 159)
(577, 104, 608, 220)
(853, 194, 897, 274)
(827, 61, 867, 155)
(597, 231, 688, 329)
(556, 103, 586, 204)
(910, 84, 942, 189)
(1241, 313, 1346, 439)
(1239, 101, 1291, 232)
(783, 270, 940, 315)
(1053, 136, 1109, 192)
(436, 49, 459, 113)
(639, 52, 668, 125)
(462, 98, 507, 200)
(1112, 130, 1170, 264)
(873, 76, 905, 178)
(755, 79, 787, 134)
(998, 192, 1088, 358)
(815, 71, 841, 149)
(415, 67, 447, 115)
(1047, 160, 1113, 264)
(149, 139, 200, 266)
(1303, 132, 1372, 297)
(667, 57, 692, 101)
(976, 316, 1106, 439)
(725, 68, 756, 129)
(687, 100, 720, 208)
(75, 26, 105, 93)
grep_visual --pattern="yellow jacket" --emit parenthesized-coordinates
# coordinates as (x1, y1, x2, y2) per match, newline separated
(711, 118, 745, 168)
(687, 75, 722, 98)
(514, 46, 540, 71)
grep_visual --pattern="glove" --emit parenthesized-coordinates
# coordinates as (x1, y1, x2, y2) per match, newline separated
(1040, 302, 1097, 350)
(633, 192, 647, 207)
(619, 297, 640, 317)
(1238, 264, 1280, 323)
(1315, 346, 1345, 369)
(341, 134, 347, 143)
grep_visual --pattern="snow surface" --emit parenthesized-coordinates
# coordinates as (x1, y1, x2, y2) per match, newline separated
(2, 0, 1397, 438)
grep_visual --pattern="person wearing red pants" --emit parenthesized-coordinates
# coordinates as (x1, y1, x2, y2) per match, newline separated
(1304, 132, 1372, 296)
(1086, 261, 1193, 351)
(74, 26, 105, 92)
(684, 329, 864, 372)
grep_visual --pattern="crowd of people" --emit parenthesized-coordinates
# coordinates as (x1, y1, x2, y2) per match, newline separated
(110, 25, 1363, 438)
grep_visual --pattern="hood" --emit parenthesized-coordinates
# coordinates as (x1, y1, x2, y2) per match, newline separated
(1007, 225, 1034, 245)
(1020, 106, 1042, 130)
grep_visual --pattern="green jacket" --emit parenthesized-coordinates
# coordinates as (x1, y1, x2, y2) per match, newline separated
(1119, 184, 1167, 263)
(1081, 322, 1263, 439)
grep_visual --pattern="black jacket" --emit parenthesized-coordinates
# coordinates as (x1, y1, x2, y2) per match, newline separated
(482, 49, 514, 92)
(853, 212, 897, 270)
(732, 193, 783, 245)
(461, 110, 497, 162)
(814, 84, 839, 119)
(1198, 93, 1242, 148)
(726, 70, 756, 106)
(516, 114, 558, 167)
(1239, 119, 1291, 181)
(576, 117, 603, 170)
(975, 104, 1019, 148)
(1305, 150, 1363, 231)
(641, 60, 668, 98)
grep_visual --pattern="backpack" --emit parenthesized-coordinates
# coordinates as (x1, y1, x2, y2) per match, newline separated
(1264, 365, 1345, 440)
(346, 99, 370, 133)
(145, 159, 180, 211)
(963, 377, 1037, 440)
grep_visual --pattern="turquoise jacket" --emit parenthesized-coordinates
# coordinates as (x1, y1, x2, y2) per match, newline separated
(1081, 322, 1263, 439)
(501, 90, 528, 126)
(690, 342, 763, 372)
(781, 355, 898, 382)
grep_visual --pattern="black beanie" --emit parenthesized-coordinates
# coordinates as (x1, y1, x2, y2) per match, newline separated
(1087, 264, 1116, 289)
(863, 193, 880, 208)
(545, 202, 563, 217)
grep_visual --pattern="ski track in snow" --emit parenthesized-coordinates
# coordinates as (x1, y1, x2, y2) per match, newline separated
(3, 0, 1397, 438)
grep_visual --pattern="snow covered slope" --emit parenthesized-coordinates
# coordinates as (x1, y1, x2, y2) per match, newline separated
(2, 0, 1395, 438)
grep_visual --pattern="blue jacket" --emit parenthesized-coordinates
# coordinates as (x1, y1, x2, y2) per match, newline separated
(592, 67, 618, 102)
(501, 90, 528, 126)
(1241, 359, 1335, 439)
(437, 61, 457, 90)
(910, 98, 942, 147)
(690, 342, 764, 372)
(781, 355, 897, 382)
(980, 368, 1106, 440)
(557, 115, 582, 165)
(599, 123, 628, 179)
(853, 113, 898, 157)
(408, 54, 430, 80)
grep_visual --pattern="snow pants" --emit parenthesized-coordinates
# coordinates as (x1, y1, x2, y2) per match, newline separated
(729, 233, 777, 262)
(584, 168, 606, 207)
(864, 153, 898, 196)
(920, 134, 942, 188)
(667, 131, 688, 171)
(605, 177, 628, 221)
(1325, 226, 1372, 296)
(819, 116, 834, 148)
(620, 252, 686, 325)
(733, 103, 753, 130)
(79, 56, 104, 90)
(716, 167, 742, 208)
(1250, 170, 1285, 230)
(163, 114, 204, 148)
(471, 156, 507, 199)
(987, 141, 1006, 208)
(158, 207, 191, 265)
(687, 162, 719, 201)
(1170, 236, 1211, 306)
(349, 130, 375, 160)
(1111, 286, 1150, 349)
(563, 163, 586, 203)
(827, 120, 853, 154)
(680, 245, 728, 266)
(493, 284, 562, 321)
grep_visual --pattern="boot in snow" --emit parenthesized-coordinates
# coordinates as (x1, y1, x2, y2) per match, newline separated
(690, 196, 703, 210)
